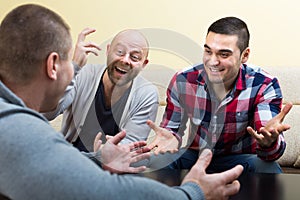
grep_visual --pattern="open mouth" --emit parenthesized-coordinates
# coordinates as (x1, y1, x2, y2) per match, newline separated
(115, 66, 128, 74)
(209, 66, 224, 73)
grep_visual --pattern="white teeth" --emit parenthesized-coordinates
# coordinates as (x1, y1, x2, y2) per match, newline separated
(116, 66, 128, 73)
(210, 68, 220, 72)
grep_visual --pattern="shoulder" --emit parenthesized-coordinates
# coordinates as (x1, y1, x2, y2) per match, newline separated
(80, 63, 105, 74)
(243, 64, 278, 86)
(75, 64, 106, 84)
(0, 103, 65, 149)
(172, 63, 205, 84)
(244, 64, 276, 79)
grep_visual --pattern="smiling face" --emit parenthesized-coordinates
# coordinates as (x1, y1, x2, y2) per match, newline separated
(203, 32, 249, 90)
(106, 30, 149, 86)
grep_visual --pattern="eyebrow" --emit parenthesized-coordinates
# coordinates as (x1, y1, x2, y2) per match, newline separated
(115, 43, 143, 54)
(204, 44, 233, 53)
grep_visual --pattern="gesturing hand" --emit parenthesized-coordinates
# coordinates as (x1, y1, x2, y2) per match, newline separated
(94, 131, 151, 174)
(146, 120, 179, 155)
(182, 149, 243, 200)
(247, 102, 293, 148)
(73, 27, 101, 67)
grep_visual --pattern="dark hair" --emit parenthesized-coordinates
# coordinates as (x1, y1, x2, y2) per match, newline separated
(0, 4, 71, 84)
(207, 16, 250, 53)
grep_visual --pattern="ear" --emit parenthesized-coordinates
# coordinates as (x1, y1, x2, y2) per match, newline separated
(46, 52, 59, 80)
(106, 44, 111, 57)
(241, 47, 250, 63)
(142, 59, 149, 68)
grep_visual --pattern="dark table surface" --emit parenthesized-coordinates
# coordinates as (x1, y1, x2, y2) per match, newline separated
(137, 169, 300, 200)
(1, 169, 299, 200)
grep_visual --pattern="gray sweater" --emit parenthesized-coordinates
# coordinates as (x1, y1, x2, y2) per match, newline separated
(0, 81, 204, 200)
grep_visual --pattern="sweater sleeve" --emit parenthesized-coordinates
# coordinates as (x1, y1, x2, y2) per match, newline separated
(0, 111, 204, 200)
(254, 77, 285, 161)
(81, 151, 102, 167)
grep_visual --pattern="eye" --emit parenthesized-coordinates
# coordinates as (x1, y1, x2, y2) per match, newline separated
(219, 52, 230, 58)
(116, 49, 124, 56)
(204, 49, 212, 55)
(131, 54, 141, 62)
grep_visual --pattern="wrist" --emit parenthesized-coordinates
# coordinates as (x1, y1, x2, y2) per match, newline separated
(182, 178, 200, 186)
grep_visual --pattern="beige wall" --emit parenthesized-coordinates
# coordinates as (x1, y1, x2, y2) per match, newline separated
(1, 0, 299, 69)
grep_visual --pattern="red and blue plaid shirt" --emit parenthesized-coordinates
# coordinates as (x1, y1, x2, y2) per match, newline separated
(160, 63, 285, 161)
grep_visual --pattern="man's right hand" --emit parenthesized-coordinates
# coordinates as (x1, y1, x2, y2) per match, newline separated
(73, 27, 101, 67)
(146, 120, 179, 155)
(182, 149, 243, 200)
(94, 131, 151, 174)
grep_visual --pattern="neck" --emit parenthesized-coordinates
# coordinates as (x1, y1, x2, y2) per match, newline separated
(8, 82, 44, 112)
(102, 71, 132, 107)
(211, 80, 235, 101)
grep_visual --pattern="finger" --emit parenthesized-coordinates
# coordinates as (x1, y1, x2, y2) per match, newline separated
(272, 102, 293, 124)
(128, 141, 147, 151)
(140, 146, 152, 153)
(194, 149, 213, 172)
(93, 132, 103, 152)
(258, 127, 273, 138)
(219, 165, 243, 185)
(153, 145, 167, 155)
(108, 130, 126, 145)
(168, 148, 179, 154)
(95, 140, 102, 151)
(84, 41, 102, 51)
(280, 102, 293, 120)
(223, 180, 241, 197)
(95, 132, 102, 141)
(84, 48, 100, 56)
(127, 166, 147, 174)
(147, 140, 159, 150)
(146, 120, 160, 132)
(276, 124, 291, 133)
(131, 147, 152, 156)
(247, 126, 263, 141)
(77, 27, 96, 42)
(131, 152, 151, 163)
(106, 135, 113, 140)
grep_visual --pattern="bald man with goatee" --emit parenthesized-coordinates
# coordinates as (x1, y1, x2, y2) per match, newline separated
(45, 29, 159, 152)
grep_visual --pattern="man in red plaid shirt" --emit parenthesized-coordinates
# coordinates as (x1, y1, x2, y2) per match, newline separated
(147, 16, 292, 173)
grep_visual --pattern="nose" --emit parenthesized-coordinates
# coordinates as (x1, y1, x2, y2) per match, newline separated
(120, 53, 131, 65)
(208, 54, 220, 66)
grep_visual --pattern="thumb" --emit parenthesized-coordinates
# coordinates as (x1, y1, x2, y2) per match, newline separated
(95, 132, 102, 141)
(195, 149, 213, 172)
(278, 102, 293, 122)
(146, 120, 159, 132)
(93, 132, 103, 152)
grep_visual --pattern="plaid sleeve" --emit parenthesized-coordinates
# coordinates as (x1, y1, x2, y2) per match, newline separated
(254, 77, 285, 161)
(160, 72, 185, 144)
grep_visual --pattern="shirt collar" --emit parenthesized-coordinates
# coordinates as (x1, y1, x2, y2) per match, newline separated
(235, 64, 247, 91)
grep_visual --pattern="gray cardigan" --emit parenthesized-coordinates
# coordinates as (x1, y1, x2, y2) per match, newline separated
(0, 81, 204, 200)
(45, 63, 159, 144)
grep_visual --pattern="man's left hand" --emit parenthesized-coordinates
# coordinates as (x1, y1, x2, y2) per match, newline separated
(247, 102, 293, 147)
